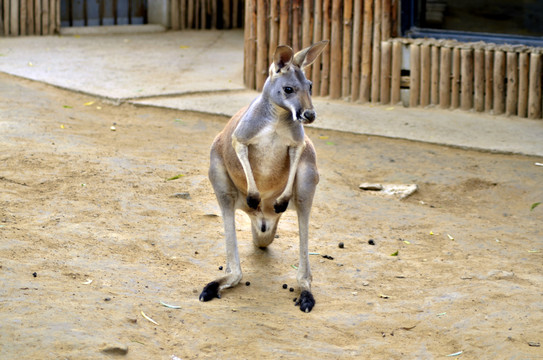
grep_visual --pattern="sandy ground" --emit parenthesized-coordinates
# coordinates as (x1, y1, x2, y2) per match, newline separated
(1, 73, 542, 359)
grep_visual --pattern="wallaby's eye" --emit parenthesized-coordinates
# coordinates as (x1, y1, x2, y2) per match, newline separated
(284, 87, 294, 94)
(309, 82, 313, 94)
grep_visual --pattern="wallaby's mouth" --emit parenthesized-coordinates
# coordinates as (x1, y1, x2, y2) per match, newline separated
(294, 109, 316, 124)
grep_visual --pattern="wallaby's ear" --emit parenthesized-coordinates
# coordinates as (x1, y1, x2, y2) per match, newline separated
(293, 40, 329, 68)
(272, 45, 294, 74)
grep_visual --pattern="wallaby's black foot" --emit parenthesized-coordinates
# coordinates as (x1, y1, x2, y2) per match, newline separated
(274, 199, 289, 213)
(199, 281, 221, 302)
(296, 290, 315, 313)
(247, 194, 261, 209)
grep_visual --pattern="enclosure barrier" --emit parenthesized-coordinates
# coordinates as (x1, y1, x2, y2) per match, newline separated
(385, 39, 543, 119)
(170, 0, 244, 30)
(1, 0, 60, 35)
(244, 0, 542, 120)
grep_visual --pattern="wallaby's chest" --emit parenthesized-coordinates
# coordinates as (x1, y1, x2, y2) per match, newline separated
(248, 122, 293, 177)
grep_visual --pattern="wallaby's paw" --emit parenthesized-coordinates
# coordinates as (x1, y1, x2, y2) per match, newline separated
(199, 281, 221, 302)
(296, 290, 315, 313)
(246, 194, 261, 209)
(274, 199, 289, 213)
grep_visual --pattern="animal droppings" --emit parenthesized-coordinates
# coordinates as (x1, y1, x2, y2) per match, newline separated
(282, 284, 288, 289)
(368, 239, 375, 245)
(218, 266, 223, 271)
(245, 281, 251, 286)
(289, 287, 294, 292)
(338, 242, 344, 248)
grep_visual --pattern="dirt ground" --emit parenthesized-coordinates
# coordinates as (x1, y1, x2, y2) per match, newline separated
(1, 72, 542, 359)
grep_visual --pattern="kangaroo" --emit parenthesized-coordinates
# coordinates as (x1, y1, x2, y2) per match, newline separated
(199, 41, 328, 313)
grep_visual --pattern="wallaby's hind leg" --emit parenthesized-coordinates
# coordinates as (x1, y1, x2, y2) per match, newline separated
(200, 151, 243, 302)
(293, 147, 319, 312)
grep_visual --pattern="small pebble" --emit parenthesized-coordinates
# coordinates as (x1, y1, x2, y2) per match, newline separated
(289, 287, 294, 292)
(368, 239, 375, 246)
(245, 281, 250, 286)
(338, 242, 344, 249)
(282, 284, 288, 289)
(32, 272, 37, 278)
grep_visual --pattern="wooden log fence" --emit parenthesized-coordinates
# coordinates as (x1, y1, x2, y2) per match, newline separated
(1, 0, 60, 35)
(379, 38, 543, 119)
(171, 0, 244, 30)
(244, 0, 397, 102)
(244, 0, 541, 119)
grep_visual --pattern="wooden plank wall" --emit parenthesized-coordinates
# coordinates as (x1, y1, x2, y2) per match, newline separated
(384, 39, 543, 119)
(244, 0, 542, 120)
(1, 0, 60, 35)
(244, 0, 398, 102)
(170, 0, 244, 30)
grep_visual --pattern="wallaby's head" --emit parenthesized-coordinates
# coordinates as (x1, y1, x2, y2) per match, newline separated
(264, 41, 329, 124)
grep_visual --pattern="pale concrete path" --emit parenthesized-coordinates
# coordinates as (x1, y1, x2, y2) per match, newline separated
(1, 27, 542, 156)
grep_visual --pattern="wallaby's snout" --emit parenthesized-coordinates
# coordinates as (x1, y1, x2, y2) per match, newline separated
(302, 109, 316, 123)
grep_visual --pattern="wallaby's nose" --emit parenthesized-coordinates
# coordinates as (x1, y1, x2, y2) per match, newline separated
(303, 110, 316, 123)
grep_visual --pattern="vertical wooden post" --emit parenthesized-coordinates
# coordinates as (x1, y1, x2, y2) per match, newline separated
(320, 0, 331, 96)
(420, 44, 431, 107)
(493, 50, 506, 115)
(430, 45, 439, 105)
(380, 40, 392, 104)
(180, 0, 186, 29)
(279, 0, 289, 46)
(409, 43, 421, 107)
(439, 46, 452, 109)
(55, 0, 60, 33)
(341, 0, 353, 98)
(223, 0, 231, 29)
(187, 0, 194, 28)
(370, 0, 381, 103)
(10, 0, 19, 35)
(390, 0, 398, 37)
(171, 0, 179, 29)
(350, 0, 363, 100)
(26, 0, 34, 34)
(506, 51, 519, 116)
(2, 0, 8, 35)
(292, 0, 301, 51)
(329, 0, 342, 99)
(312, 0, 323, 96)
(244, 0, 257, 89)
(451, 47, 461, 109)
(391, 39, 402, 104)
(528, 52, 542, 119)
(359, 0, 373, 103)
(269, 1, 279, 64)
(460, 48, 473, 111)
(20, 0, 27, 35)
(256, 0, 268, 91)
(473, 48, 485, 112)
(42, 0, 49, 35)
(302, 0, 313, 80)
(35, 0, 41, 34)
(50, 0, 56, 34)
(517, 52, 529, 118)
(484, 50, 494, 112)
(382, 0, 390, 40)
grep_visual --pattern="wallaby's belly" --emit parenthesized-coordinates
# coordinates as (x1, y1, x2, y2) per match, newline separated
(248, 138, 290, 198)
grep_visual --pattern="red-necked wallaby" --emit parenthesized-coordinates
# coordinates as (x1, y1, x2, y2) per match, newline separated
(199, 41, 328, 312)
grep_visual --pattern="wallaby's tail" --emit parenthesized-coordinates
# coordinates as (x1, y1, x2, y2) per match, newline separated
(250, 217, 279, 248)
